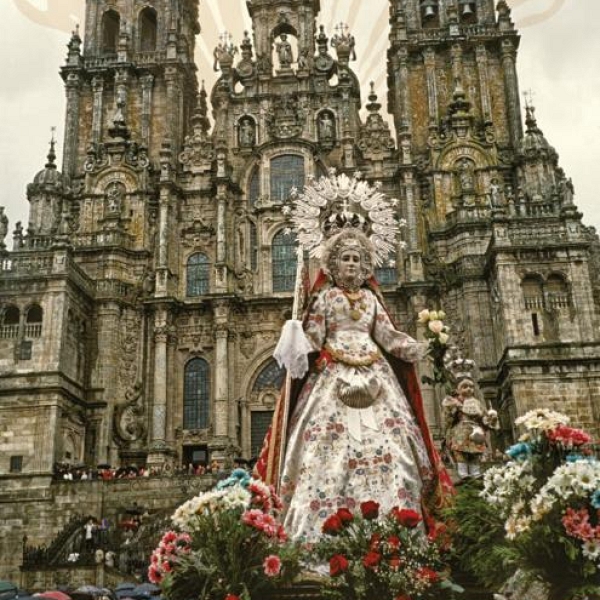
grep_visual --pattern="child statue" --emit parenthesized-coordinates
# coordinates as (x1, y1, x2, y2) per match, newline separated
(442, 359, 499, 479)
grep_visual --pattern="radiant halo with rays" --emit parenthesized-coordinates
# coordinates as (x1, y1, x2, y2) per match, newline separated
(282, 169, 405, 267)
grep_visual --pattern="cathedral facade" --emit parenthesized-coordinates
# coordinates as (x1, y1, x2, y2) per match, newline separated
(1, 0, 599, 482)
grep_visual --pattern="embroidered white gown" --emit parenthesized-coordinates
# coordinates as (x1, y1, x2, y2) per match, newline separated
(279, 286, 435, 542)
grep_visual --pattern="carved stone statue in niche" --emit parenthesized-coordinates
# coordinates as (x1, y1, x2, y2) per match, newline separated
(318, 111, 336, 144)
(239, 118, 256, 148)
(457, 159, 475, 193)
(276, 33, 293, 69)
(105, 181, 125, 214)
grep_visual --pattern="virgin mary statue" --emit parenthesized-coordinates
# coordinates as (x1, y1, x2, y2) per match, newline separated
(255, 173, 453, 543)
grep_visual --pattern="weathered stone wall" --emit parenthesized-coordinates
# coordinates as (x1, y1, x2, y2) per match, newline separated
(0, 474, 215, 583)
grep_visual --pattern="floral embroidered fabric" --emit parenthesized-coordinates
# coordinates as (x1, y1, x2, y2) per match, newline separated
(279, 287, 434, 542)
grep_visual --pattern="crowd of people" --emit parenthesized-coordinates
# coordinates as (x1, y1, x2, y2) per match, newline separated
(51, 458, 254, 482)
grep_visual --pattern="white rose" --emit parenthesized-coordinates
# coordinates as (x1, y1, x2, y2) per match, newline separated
(429, 310, 439, 321)
(428, 320, 444, 334)
(417, 309, 430, 324)
(437, 310, 446, 320)
(438, 332, 449, 345)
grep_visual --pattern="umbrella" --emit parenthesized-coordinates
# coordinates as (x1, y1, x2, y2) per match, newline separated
(114, 586, 135, 600)
(130, 585, 159, 598)
(35, 592, 71, 600)
(0, 585, 17, 594)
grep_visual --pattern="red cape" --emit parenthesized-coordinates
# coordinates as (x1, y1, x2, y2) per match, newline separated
(255, 271, 454, 525)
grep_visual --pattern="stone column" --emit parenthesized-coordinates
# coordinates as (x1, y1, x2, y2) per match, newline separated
(93, 302, 121, 464)
(423, 48, 439, 125)
(165, 67, 181, 157)
(140, 73, 155, 145)
(213, 301, 230, 440)
(91, 76, 104, 143)
(152, 322, 168, 446)
(501, 39, 523, 149)
(62, 71, 82, 180)
(475, 44, 492, 123)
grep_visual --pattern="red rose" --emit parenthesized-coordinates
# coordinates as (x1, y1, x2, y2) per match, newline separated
(322, 514, 343, 535)
(391, 507, 422, 528)
(388, 556, 403, 570)
(360, 500, 380, 520)
(417, 567, 439, 582)
(329, 554, 349, 577)
(336, 507, 354, 524)
(362, 551, 382, 569)
(387, 535, 401, 550)
(225, 595, 241, 600)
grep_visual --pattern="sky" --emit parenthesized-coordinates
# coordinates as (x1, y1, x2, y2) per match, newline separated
(0, 0, 598, 244)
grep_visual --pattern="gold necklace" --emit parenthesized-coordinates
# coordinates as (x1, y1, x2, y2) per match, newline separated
(343, 289, 366, 321)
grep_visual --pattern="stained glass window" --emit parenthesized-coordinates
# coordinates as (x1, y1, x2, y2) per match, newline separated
(272, 230, 297, 292)
(184, 358, 210, 430)
(187, 253, 210, 296)
(270, 155, 305, 203)
(253, 359, 285, 392)
(251, 411, 274, 458)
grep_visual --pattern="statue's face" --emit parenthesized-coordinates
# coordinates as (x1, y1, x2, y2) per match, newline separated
(338, 249, 361, 281)
(457, 379, 475, 399)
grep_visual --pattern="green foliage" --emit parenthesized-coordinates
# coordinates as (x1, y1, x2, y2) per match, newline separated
(444, 480, 518, 590)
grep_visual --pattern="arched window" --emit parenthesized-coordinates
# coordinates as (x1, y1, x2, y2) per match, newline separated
(248, 167, 260, 206)
(183, 358, 210, 430)
(139, 7, 157, 52)
(25, 304, 43, 338)
(272, 230, 297, 292)
(186, 253, 210, 296)
(253, 359, 285, 392)
(270, 155, 305, 203)
(102, 10, 120, 53)
(0, 306, 20, 339)
(250, 359, 285, 457)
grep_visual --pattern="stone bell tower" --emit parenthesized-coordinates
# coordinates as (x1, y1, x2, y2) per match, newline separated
(61, 0, 200, 185)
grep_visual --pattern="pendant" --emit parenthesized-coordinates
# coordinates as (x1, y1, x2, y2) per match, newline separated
(350, 309, 362, 321)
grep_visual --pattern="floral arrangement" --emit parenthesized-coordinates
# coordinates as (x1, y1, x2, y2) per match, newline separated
(417, 309, 451, 388)
(313, 500, 462, 600)
(478, 409, 600, 598)
(148, 469, 300, 600)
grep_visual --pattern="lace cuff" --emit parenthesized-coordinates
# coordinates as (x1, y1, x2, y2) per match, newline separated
(273, 320, 314, 379)
(391, 339, 429, 363)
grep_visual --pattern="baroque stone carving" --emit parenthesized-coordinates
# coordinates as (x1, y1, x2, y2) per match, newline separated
(114, 382, 146, 444)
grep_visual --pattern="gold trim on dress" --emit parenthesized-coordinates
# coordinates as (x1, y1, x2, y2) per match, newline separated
(323, 343, 381, 367)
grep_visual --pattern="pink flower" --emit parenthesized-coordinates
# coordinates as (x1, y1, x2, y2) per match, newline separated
(161, 530, 177, 544)
(148, 564, 163, 584)
(242, 509, 263, 526)
(548, 425, 592, 447)
(263, 554, 282, 577)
